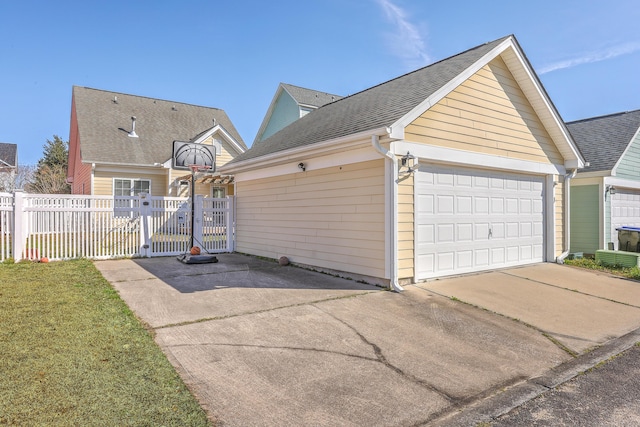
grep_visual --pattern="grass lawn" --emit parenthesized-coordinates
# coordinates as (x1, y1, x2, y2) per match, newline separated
(565, 257, 640, 281)
(0, 259, 212, 426)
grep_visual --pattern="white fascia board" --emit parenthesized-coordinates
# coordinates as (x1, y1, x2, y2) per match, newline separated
(611, 126, 640, 175)
(389, 38, 516, 139)
(394, 141, 565, 175)
(233, 145, 382, 182)
(575, 170, 611, 179)
(221, 127, 389, 174)
(500, 46, 585, 168)
(192, 125, 246, 155)
(571, 176, 604, 186)
(253, 84, 286, 145)
(92, 163, 168, 175)
(603, 176, 640, 190)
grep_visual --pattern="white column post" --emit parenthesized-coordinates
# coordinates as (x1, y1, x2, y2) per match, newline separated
(13, 191, 24, 262)
(138, 193, 151, 257)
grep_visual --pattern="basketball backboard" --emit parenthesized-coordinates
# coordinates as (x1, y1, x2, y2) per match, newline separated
(172, 141, 216, 171)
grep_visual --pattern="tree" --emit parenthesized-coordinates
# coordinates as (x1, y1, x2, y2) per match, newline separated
(0, 164, 36, 192)
(28, 135, 70, 194)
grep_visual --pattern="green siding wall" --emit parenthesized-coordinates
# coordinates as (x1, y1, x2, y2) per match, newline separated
(259, 91, 300, 142)
(615, 131, 640, 180)
(570, 185, 600, 254)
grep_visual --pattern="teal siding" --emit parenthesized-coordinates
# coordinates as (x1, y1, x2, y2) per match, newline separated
(259, 91, 300, 142)
(570, 185, 600, 254)
(615, 131, 640, 180)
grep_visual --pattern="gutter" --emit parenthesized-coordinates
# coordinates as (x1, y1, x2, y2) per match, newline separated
(557, 168, 578, 264)
(371, 134, 404, 292)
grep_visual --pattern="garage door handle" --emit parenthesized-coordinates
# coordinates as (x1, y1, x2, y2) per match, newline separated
(489, 228, 492, 238)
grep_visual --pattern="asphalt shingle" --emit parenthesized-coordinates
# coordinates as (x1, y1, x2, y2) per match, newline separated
(73, 87, 246, 166)
(0, 142, 17, 168)
(230, 35, 511, 164)
(567, 109, 640, 173)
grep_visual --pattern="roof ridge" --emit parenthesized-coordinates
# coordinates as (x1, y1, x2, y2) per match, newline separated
(74, 86, 224, 112)
(323, 35, 512, 106)
(281, 82, 341, 96)
(566, 109, 640, 125)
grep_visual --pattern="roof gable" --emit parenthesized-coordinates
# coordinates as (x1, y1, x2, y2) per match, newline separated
(229, 35, 582, 169)
(254, 83, 342, 144)
(0, 143, 17, 168)
(72, 86, 246, 167)
(567, 109, 640, 173)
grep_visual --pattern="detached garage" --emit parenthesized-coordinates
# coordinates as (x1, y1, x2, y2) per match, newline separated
(222, 35, 584, 290)
(568, 109, 640, 254)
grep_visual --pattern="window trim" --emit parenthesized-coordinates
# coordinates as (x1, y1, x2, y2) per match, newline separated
(113, 178, 152, 196)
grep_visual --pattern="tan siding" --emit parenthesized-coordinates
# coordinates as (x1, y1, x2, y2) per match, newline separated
(93, 170, 167, 197)
(555, 176, 565, 256)
(397, 171, 414, 280)
(406, 56, 563, 165)
(236, 160, 386, 279)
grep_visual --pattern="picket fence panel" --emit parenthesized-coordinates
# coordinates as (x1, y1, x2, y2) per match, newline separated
(1, 192, 234, 262)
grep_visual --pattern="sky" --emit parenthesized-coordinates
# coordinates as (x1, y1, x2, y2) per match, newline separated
(1, 0, 639, 165)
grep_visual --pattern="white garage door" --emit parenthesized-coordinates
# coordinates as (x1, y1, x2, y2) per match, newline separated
(416, 164, 545, 280)
(610, 189, 640, 250)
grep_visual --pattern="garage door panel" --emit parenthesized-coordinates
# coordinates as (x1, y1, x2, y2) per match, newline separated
(416, 164, 545, 280)
(610, 189, 640, 250)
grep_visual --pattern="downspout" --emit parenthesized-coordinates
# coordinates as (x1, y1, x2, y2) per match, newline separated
(557, 168, 578, 264)
(371, 135, 404, 292)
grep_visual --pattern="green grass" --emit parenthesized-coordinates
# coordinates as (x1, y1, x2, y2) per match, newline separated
(0, 259, 212, 426)
(565, 257, 640, 281)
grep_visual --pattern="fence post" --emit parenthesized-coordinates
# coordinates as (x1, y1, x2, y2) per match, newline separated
(228, 196, 235, 252)
(12, 191, 24, 262)
(193, 195, 204, 249)
(139, 193, 151, 257)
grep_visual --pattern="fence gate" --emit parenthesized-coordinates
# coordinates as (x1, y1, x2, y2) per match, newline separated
(7, 192, 234, 262)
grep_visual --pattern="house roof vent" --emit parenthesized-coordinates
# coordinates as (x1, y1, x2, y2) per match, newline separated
(128, 116, 138, 138)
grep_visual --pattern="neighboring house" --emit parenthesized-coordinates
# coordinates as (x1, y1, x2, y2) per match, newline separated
(67, 86, 247, 197)
(253, 83, 342, 143)
(0, 142, 17, 172)
(221, 35, 584, 289)
(0, 142, 18, 191)
(567, 109, 640, 254)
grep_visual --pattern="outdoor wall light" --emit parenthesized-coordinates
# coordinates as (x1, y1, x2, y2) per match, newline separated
(605, 185, 617, 200)
(401, 151, 420, 173)
(298, 162, 306, 172)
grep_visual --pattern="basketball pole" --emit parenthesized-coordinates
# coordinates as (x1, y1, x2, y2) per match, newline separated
(190, 166, 196, 249)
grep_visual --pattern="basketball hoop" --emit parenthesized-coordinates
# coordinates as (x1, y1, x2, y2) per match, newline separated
(188, 164, 212, 174)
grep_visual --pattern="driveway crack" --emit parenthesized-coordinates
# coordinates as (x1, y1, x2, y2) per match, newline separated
(311, 304, 457, 404)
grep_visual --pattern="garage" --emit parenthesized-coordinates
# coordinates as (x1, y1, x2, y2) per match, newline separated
(416, 164, 545, 280)
(610, 189, 640, 250)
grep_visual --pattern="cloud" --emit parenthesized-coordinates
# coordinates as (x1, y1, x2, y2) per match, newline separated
(539, 42, 640, 74)
(376, 0, 430, 68)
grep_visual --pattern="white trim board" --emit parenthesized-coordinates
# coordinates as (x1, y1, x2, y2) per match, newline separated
(394, 141, 566, 176)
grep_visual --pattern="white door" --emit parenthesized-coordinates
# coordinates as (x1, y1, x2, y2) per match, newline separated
(416, 164, 545, 280)
(610, 189, 640, 250)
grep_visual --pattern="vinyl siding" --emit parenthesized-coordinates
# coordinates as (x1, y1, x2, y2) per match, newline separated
(235, 159, 386, 279)
(406, 57, 563, 164)
(570, 185, 599, 254)
(93, 170, 167, 197)
(614, 131, 640, 180)
(259, 91, 299, 142)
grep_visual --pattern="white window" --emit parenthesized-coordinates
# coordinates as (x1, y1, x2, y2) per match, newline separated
(114, 178, 151, 196)
(212, 187, 226, 198)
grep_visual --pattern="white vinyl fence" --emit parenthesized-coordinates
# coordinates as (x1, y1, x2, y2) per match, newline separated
(0, 192, 234, 262)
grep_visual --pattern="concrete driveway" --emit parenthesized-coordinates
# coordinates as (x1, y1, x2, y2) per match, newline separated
(94, 255, 640, 426)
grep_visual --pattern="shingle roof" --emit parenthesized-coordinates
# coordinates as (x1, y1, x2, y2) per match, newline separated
(566, 109, 640, 173)
(230, 35, 511, 165)
(0, 142, 17, 168)
(281, 83, 342, 108)
(73, 86, 246, 166)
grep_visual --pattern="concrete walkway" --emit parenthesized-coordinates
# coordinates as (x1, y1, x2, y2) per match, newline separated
(94, 255, 640, 426)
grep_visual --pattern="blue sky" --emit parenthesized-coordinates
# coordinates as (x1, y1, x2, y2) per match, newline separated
(1, 0, 639, 165)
